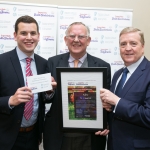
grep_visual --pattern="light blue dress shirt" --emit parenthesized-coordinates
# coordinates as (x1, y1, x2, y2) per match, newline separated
(16, 47, 39, 127)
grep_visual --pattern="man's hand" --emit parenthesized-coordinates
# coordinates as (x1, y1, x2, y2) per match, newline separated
(95, 129, 110, 136)
(51, 76, 57, 90)
(102, 101, 112, 112)
(100, 88, 120, 106)
(9, 87, 33, 106)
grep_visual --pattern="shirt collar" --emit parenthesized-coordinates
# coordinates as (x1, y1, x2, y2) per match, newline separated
(16, 47, 35, 61)
(125, 56, 144, 74)
(68, 53, 87, 63)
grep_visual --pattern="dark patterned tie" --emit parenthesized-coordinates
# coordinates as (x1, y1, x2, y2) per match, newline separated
(115, 67, 129, 97)
(24, 58, 33, 120)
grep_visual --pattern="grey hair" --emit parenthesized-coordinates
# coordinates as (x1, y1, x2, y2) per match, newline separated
(119, 27, 145, 45)
(65, 22, 90, 36)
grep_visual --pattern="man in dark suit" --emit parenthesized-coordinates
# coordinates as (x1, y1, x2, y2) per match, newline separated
(0, 15, 55, 150)
(43, 22, 111, 150)
(100, 27, 150, 150)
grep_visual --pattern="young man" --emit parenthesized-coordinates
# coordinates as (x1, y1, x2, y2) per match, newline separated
(44, 22, 111, 150)
(0, 15, 55, 150)
(100, 27, 150, 150)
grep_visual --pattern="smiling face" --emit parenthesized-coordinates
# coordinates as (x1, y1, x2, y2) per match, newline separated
(64, 24, 91, 59)
(14, 22, 40, 56)
(119, 32, 144, 66)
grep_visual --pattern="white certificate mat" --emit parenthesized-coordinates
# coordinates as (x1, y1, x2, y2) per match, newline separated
(27, 73, 52, 93)
(57, 67, 107, 132)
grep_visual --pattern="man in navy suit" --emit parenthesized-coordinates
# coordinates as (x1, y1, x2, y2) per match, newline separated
(43, 22, 111, 150)
(0, 15, 56, 150)
(100, 27, 150, 150)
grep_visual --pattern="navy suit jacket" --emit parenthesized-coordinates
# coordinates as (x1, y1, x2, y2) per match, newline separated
(0, 49, 47, 150)
(43, 52, 111, 150)
(108, 57, 150, 150)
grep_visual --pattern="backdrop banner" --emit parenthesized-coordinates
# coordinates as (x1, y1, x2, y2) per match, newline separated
(0, 1, 133, 111)
(0, 1, 57, 59)
(57, 6, 132, 75)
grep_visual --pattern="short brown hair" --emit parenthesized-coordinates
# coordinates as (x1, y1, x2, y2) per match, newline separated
(119, 27, 145, 45)
(65, 22, 90, 36)
(15, 15, 39, 33)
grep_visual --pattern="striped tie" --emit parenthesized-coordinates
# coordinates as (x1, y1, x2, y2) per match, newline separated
(24, 58, 33, 120)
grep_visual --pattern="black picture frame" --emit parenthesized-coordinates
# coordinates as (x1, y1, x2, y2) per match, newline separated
(56, 67, 107, 132)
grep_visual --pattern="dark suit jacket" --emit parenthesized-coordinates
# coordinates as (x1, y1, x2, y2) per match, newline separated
(0, 49, 47, 150)
(107, 57, 150, 150)
(43, 52, 111, 150)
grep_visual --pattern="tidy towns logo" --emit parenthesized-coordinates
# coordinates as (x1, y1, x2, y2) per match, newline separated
(60, 25, 68, 30)
(79, 14, 91, 19)
(0, 8, 10, 14)
(100, 48, 111, 53)
(43, 36, 54, 41)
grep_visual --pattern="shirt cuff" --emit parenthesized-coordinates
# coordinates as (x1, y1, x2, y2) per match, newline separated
(113, 98, 120, 113)
(8, 96, 15, 109)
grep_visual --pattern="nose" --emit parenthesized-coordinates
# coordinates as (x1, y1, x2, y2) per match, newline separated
(26, 33, 32, 39)
(125, 44, 132, 51)
(74, 36, 79, 42)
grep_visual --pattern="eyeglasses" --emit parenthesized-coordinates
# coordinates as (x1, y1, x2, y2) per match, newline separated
(66, 35, 88, 40)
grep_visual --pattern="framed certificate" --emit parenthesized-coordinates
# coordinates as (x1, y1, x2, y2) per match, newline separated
(56, 67, 107, 132)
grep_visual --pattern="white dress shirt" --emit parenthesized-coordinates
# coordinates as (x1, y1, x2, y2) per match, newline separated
(114, 56, 144, 112)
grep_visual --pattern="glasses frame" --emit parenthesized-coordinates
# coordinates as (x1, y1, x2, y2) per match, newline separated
(66, 35, 89, 40)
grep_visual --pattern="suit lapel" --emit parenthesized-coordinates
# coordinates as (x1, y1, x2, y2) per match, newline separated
(34, 54, 42, 74)
(110, 68, 123, 93)
(87, 54, 97, 67)
(58, 53, 70, 67)
(10, 49, 24, 87)
(121, 57, 148, 97)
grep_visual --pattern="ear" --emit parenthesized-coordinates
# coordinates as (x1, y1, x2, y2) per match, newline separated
(64, 36, 68, 46)
(38, 33, 40, 42)
(87, 36, 91, 46)
(141, 44, 144, 54)
(14, 32, 17, 41)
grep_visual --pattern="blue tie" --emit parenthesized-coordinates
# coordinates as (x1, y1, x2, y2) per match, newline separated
(115, 67, 129, 97)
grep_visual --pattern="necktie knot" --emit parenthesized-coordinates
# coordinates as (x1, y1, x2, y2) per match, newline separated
(74, 59, 79, 68)
(26, 58, 32, 64)
(123, 67, 129, 74)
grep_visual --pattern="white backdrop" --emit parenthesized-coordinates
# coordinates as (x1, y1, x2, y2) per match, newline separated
(0, 1, 133, 74)
(0, 1, 132, 111)
(0, 1, 57, 59)
(57, 6, 132, 75)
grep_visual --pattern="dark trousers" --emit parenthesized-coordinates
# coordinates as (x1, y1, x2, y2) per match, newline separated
(11, 127, 39, 150)
(61, 135, 91, 150)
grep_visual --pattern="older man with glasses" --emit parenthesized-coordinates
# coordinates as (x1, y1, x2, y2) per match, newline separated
(43, 22, 111, 150)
